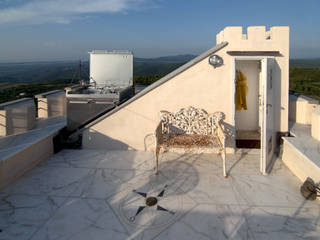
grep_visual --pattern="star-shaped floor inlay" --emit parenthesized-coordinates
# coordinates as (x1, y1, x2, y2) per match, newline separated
(107, 172, 197, 240)
(129, 185, 175, 222)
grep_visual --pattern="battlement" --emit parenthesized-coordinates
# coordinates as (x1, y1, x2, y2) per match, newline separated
(216, 26, 289, 45)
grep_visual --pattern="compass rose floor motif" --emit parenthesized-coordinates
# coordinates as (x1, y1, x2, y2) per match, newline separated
(107, 172, 197, 240)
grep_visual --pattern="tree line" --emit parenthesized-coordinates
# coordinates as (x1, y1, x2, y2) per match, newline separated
(133, 74, 164, 85)
(289, 67, 320, 99)
(1, 68, 320, 104)
(0, 79, 73, 104)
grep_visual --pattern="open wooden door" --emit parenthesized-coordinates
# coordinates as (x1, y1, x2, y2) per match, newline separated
(260, 58, 275, 174)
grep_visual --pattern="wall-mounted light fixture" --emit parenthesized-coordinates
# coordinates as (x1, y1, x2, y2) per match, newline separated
(208, 54, 223, 68)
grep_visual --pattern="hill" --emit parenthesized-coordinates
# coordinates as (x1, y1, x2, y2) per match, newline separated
(290, 59, 320, 68)
(0, 61, 84, 83)
(135, 54, 195, 63)
(0, 55, 196, 84)
(1, 56, 320, 103)
(1, 56, 319, 84)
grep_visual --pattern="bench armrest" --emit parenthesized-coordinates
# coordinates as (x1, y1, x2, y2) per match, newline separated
(154, 121, 163, 148)
(216, 122, 226, 149)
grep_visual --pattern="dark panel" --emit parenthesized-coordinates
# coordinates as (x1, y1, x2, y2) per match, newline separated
(227, 51, 281, 57)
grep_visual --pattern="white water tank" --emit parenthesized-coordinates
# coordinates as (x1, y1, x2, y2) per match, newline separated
(89, 50, 133, 87)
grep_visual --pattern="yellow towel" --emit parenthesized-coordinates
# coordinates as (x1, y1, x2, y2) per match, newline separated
(236, 71, 248, 110)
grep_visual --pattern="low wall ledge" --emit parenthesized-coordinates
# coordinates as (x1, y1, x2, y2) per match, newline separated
(227, 51, 281, 57)
(35, 90, 65, 98)
(0, 97, 34, 110)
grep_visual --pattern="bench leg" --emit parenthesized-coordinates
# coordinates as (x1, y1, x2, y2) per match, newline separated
(222, 149, 227, 178)
(154, 146, 160, 175)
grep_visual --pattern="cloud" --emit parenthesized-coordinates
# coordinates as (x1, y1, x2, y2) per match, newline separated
(0, 0, 148, 24)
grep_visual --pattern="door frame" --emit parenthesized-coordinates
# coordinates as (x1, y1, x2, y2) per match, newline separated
(231, 56, 275, 174)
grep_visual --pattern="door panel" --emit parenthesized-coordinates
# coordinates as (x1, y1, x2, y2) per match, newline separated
(260, 58, 275, 174)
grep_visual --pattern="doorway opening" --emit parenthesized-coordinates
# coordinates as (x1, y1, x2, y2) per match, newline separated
(235, 60, 262, 149)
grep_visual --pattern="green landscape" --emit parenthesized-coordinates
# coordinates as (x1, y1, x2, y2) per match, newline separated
(289, 67, 320, 99)
(0, 56, 320, 104)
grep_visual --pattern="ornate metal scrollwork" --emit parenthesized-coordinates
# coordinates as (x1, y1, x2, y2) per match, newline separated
(160, 106, 223, 136)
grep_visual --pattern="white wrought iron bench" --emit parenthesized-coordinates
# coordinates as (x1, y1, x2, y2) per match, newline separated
(154, 106, 227, 177)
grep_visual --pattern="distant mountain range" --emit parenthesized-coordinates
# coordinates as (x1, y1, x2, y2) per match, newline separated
(134, 55, 196, 76)
(134, 54, 196, 63)
(0, 55, 319, 83)
(0, 55, 196, 83)
(289, 59, 320, 68)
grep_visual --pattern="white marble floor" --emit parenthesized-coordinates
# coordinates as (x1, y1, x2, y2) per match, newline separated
(0, 149, 319, 240)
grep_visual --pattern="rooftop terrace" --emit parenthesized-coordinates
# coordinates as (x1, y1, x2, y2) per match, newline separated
(0, 25, 319, 240)
(1, 149, 319, 240)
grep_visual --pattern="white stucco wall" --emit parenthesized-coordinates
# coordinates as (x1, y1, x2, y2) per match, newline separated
(83, 48, 234, 151)
(217, 26, 289, 133)
(82, 26, 289, 152)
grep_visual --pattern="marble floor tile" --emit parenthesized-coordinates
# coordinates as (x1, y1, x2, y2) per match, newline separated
(80, 169, 147, 199)
(243, 206, 320, 239)
(40, 149, 107, 168)
(30, 198, 128, 240)
(97, 150, 155, 171)
(160, 160, 240, 205)
(155, 204, 253, 240)
(107, 171, 197, 240)
(154, 220, 214, 240)
(157, 152, 206, 179)
(159, 152, 262, 177)
(190, 153, 226, 174)
(230, 174, 320, 208)
(269, 158, 298, 178)
(1, 149, 320, 240)
(225, 154, 262, 176)
(3, 166, 97, 197)
(0, 194, 64, 240)
(3, 166, 149, 199)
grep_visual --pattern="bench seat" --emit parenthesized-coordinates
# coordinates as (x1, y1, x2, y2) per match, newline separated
(161, 134, 222, 149)
(154, 106, 227, 177)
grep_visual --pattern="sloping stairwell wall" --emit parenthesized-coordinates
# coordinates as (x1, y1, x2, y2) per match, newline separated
(81, 42, 234, 151)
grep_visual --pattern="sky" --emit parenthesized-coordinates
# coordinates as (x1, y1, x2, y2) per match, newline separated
(0, 0, 319, 62)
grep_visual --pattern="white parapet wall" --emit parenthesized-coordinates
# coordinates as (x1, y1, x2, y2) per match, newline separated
(0, 117, 66, 190)
(289, 94, 318, 124)
(0, 133, 54, 189)
(0, 98, 36, 136)
(311, 105, 320, 141)
(36, 90, 66, 118)
(282, 138, 320, 183)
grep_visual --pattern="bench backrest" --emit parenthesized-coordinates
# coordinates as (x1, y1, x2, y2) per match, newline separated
(160, 106, 223, 136)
